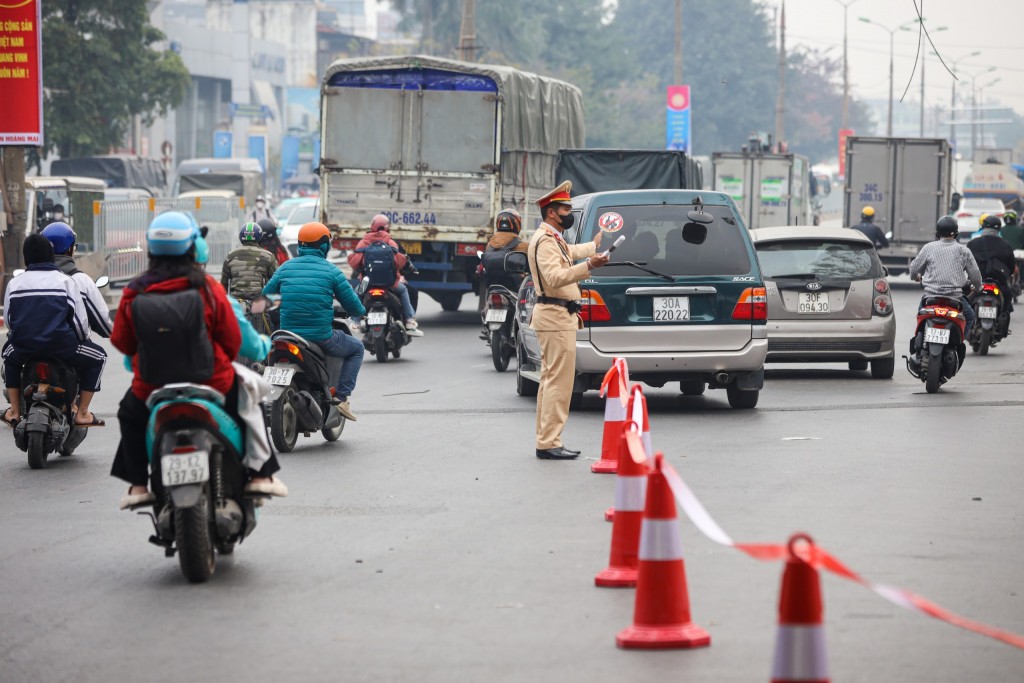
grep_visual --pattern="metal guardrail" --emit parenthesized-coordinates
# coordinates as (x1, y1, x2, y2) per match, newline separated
(89, 197, 247, 283)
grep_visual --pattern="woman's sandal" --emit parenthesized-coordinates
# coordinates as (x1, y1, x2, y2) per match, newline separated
(119, 488, 156, 510)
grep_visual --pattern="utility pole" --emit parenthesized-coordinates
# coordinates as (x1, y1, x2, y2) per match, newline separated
(920, 42, 925, 136)
(774, 0, 786, 150)
(0, 147, 27, 299)
(458, 0, 476, 62)
(833, 0, 860, 131)
(673, 0, 682, 85)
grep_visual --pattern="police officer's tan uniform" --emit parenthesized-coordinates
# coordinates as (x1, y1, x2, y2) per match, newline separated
(528, 181, 599, 455)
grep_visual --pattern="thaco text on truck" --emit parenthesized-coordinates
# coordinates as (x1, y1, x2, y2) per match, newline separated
(842, 136, 953, 275)
(319, 55, 584, 312)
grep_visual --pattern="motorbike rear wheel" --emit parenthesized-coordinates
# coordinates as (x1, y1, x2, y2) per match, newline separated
(979, 329, 991, 356)
(374, 336, 388, 363)
(491, 329, 512, 372)
(27, 432, 48, 470)
(925, 353, 942, 394)
(175, 491, 215, 583)
(270, 390, 298, 453)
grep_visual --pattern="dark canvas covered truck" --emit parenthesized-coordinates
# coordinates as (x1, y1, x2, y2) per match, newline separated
(319, 55, 584, 311)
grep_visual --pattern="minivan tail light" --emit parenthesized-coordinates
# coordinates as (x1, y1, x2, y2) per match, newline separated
(732, 287, 767, 321)
(580, 289, 612, 322)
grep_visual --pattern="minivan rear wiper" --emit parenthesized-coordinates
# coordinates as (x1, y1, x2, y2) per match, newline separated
(609, 261, 676, 283)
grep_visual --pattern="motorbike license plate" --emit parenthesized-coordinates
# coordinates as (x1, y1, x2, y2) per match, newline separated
(367, 311, 388, 326)
(798, 292, 830, 314)
(652, 296, 689, 322)
(485, 308, 507, 323)
(978, 306, 998, 319)
(262, 366, 295, 386)
(924, 327, 951, 344)
(160, 451, 210, 487)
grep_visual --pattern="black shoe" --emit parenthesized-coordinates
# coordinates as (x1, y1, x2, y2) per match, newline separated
(560, 445, 581, 455)
(536, 447, 579, 460)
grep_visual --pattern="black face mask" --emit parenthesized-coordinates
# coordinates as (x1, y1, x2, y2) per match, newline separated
(558, 212, 575, 230)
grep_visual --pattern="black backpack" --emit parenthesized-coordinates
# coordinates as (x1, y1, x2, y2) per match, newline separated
(481, 237, 522, 274)
(357, 241, 398, 286)
(132, 288, 215, 386)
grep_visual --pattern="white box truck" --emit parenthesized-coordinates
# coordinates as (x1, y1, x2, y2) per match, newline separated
(319, 55, 584, 312)
(711, 151, 812, 229)
(843, 137, 953, 274)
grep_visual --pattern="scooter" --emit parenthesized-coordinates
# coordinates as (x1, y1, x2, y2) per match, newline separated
(138, 383, 263, 583)
(904, 295, 968, 393)
(968, 279, 1008, 356)
(361, 283, 410, 363)
(260, 306, 350, 452)
(4, 359, 89, 469)
(483, 284, 519, 372)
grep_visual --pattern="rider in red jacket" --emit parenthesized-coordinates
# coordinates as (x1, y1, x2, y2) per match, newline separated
(347, 214, 422, 334)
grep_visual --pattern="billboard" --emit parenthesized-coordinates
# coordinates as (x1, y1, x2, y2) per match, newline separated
(0, 0, 43, 145)
(838, 128, 854, 179)
(666, 85, 691, 153)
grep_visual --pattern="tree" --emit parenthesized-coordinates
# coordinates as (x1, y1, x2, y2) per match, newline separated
(41, 0, 190, 159)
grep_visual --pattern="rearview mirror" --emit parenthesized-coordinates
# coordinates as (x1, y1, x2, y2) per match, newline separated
(505, 251, 529, 274)
(686, 210, 714, 224)
(950, 192, 962, 214)
(94, 275, 109, 289)
(682, 223, 708, 245)
(356, 276, 370, 296)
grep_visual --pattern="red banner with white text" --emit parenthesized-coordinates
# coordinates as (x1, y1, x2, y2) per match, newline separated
(0, 0, 43, 146)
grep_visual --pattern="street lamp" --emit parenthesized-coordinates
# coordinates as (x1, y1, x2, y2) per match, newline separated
(959, 65, 997, 151)
(978, 76, 1002, 148)
(859, 17, 917, 137)
(944, 51, 982, 148)
(831, 0, 861, 130)
(905, 19, 947, 135)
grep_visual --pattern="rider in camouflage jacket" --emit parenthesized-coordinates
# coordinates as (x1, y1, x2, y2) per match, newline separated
(221, 222, 279, 301)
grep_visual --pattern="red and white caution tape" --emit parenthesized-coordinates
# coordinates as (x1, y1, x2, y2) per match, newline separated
(599, 358, 630, 407)
(652, 459, 1024, 650)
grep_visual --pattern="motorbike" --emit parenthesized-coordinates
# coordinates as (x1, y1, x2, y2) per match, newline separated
(483, 284, 519, 372)
(968, 279, 1009, 356)
(904, 295, 968, 393)
(3, 272, 108, 469)
(361, 283, 410, 363)
(138, 383, 262, 583)
(260, 306, 350, 452)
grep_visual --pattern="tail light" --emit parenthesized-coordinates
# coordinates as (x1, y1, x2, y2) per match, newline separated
(957, 212, 970, 219)
(732, 287, 767, 321)
(369, 287, 387, 297)
(155, 403, 216, 432)
(332, 238, 359, 251)
(580, 289, 612, 322)
(489, 293, 505, 308)
(35, 362, 51, 382)
(874, 279, 889, 293)
(873, 295, 892, 315)
(456, 243, 486, 256)
(274, 340, 303, 361)
(982, 283, 1000, 296)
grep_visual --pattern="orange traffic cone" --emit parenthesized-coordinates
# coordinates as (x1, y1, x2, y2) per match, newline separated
(606, 386, 651, 522)
(593, 358, 629, 474)
(595, 417, 651, 587)
(616, 453, 710, 649)
(771, 534, 829, 683)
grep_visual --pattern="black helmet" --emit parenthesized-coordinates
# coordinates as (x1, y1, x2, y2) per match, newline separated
(935, 215, 959, 237)
(256, 218, 277, 237)
(1003, 210, 1018, 225)
(981, 214, 1002, 230)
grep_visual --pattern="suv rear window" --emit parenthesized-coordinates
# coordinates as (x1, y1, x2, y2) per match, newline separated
(578, 204, 752, 276)
(756, 239, 883, 280)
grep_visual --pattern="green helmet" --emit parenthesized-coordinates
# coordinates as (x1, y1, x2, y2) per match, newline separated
(239, 221, 263, 244)
(1003, 210, 1018, 225)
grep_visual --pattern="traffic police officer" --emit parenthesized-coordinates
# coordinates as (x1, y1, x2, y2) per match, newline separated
(528, 181, 609, 460)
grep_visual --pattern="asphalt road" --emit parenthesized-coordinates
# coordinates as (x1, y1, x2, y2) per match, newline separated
(1, 283, 1023, 682)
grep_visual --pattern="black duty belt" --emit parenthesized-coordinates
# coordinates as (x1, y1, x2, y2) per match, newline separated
(537, 295, 582, 313)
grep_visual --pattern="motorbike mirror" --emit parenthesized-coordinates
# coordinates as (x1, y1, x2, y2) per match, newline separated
(476, 250, 484, 260)
(504, 251, 529, 274)
(356, 276, 370, 296)
(885, 231, 893, 240)
(682, 223, 708, 245)
(12, 268, 25, 277)
(94, 275, 109, 289)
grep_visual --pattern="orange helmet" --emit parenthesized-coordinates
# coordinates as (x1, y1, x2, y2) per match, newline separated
(297, 222, 331, 247)
(370, 214, 391, 232)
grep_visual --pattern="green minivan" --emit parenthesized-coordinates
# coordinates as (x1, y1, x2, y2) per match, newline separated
(515, 190, 768, 409)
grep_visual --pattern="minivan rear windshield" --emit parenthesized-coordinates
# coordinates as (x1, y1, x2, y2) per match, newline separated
(756, 239, 883, 280)
(577, 204, 752, 276)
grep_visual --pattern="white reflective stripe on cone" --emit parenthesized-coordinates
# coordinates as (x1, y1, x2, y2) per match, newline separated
(604, 398, 627, 421)
(638, 519, 684, 561)
(641, 431, 652, 458)
(771, 625, 829, 681)
(614, 476, 647, 512)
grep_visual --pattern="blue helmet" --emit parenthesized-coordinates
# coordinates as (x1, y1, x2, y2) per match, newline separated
(147, 211, 198, 256)
(41, 222, 76, 254)
(240, 221, 263, 244)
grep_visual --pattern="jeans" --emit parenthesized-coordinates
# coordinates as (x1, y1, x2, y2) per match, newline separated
(316, 330, 364, 401)
(351, 283, 416, 324)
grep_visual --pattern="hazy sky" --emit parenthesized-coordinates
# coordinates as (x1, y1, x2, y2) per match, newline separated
(774, 0, 1024, 115)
